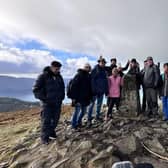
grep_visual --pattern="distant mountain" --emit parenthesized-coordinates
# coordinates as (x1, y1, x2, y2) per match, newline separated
(0, 75, 35, 94)
(0, 97, 39, 112)
(0, 75, 70, 102)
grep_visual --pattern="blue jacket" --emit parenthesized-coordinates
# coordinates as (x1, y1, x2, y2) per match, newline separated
(91, 65, 108, 96)
(33, 66, 65, 104)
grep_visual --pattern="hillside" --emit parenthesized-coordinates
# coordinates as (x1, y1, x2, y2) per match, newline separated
(0, 97, 39, 112)
(0, 106, 168, 168)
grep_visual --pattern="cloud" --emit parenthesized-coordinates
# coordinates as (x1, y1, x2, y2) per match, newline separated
(0, 43, 56, 73)
(0, 0, 167, 63)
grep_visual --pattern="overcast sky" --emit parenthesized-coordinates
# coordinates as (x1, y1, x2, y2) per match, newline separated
(0, 0, 167, 78)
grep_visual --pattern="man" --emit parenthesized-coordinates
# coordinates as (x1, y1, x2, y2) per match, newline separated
(88, 56, 108, 126)
(68, 63, 92, 129)
(33, 61, 65, 144)
(141, 60, 148, 113)
(106, 58, 130, 76)
(143, 56, 160, 117)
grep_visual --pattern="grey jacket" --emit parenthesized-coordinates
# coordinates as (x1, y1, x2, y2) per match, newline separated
(143, 64, 160, 88)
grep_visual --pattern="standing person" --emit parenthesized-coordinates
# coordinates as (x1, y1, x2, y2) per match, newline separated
(68, 63, 92, 129)
(143, 56, 160, 117)
(106, 68, 123, 120)
(160, 63, 168, 121)
(141, 60, 148, 113)
(88, 56, 108, 126)
(33, 61, 65, 144)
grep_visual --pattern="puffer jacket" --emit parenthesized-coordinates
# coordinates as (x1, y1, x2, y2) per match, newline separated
(68, 69, 92, 106)
(33, 66, 65, 104)
(91, 65, 108, 96)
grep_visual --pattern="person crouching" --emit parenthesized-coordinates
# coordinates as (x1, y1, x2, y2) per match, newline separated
(106, 68, 123, 120)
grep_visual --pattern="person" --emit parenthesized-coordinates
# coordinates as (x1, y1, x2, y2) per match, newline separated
(143, 56, 160, 117)
(33, 61, 65, 144)
(106, 58, 130, 76)
(68, 63, 92, 129)
(106, 68, 123, 120)
(159, 63, 168, 121)
(141, 60, 148, 113)
(87, 56, 108, 126)
(127, 58, 141, 114)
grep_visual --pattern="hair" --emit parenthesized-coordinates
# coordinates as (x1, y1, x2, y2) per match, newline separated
(111, 58, 117, 62)
(163, 63, 168, 67)
(131, 58, 137, 63)
(51, 61, 62, 67)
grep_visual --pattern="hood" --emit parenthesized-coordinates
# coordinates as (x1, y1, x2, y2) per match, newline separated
(77, 69, 89, 74)
(43, 66, 60, 76)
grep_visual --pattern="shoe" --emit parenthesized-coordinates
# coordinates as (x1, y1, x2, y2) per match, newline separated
(87, 121, 92, 128)
(49, 132, 57, 140)
(41, 139, 50, 145)
(162, 118, 168, 121)
(96, 116, 103, 122)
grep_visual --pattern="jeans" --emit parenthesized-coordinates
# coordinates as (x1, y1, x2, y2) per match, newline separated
(71, 103, 87, 128)
(88, 95, 104, 121)
(41, 103, 61, 142)
(162, 96, 168, 120)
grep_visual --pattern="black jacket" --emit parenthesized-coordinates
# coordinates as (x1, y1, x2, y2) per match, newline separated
(69, 69, 92, 106)
(33, 66, 65, 104)
(91, 65, 108, 96)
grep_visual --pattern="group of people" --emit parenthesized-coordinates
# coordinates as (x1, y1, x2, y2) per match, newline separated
(33, 57, 168, 144)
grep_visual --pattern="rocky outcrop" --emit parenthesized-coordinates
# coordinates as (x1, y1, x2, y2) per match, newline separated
(1, 114, 168, 168)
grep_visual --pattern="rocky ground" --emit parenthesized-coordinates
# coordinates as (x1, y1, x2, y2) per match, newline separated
(0, 106, 168, 168)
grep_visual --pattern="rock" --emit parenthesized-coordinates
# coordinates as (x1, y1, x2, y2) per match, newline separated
(77, 141, 92, 151)
(144, 138, 166, 154)
(88, 150, 120, 168)
(115, 135, 141, 155)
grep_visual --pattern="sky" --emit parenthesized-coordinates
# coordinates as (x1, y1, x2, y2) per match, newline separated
(0, 0, 167, 78)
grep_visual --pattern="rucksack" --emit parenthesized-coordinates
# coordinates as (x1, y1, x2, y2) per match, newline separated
(66, 79, 74, 98)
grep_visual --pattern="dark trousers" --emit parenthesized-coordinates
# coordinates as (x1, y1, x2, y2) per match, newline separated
(41, 103, 61, 142)
(107, 97, 120, 116)
(142, 86, 146, 112)
(145, 88, 158, 116)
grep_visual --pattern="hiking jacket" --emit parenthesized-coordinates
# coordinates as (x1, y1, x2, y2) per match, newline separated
(91, 65, 108, 96)
(33, 66, 65, 104)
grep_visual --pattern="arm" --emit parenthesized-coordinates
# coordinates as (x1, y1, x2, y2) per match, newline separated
(154, 66, 160, 88)
(122, 61, 130, 71)
(32, 74, 46, 101)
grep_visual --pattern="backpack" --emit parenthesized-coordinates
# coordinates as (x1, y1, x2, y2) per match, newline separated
(66, 79, 74, 98)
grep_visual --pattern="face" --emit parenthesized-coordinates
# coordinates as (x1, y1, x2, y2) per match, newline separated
(164, 65, 168, 73)
(144, 61, 148, 67)
(111, 60, 116, 65)
(112, 69, 118, 76)
(131, 62, 137, 68)
(51, 66, 61, 74)
(147, 59, 153, 66)
(99, 61, 106, 67)
(84, 65, 91, 72)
